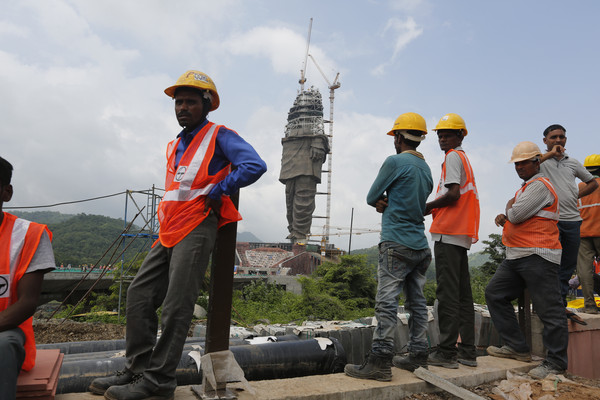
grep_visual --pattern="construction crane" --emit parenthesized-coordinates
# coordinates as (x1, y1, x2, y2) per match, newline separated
(307, 54, 340, 250)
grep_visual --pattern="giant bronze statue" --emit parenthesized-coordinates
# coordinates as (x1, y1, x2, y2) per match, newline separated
(279, 87, 330, 241)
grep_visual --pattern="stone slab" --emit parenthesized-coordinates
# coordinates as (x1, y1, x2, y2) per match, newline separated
(55, 356, 534, 400)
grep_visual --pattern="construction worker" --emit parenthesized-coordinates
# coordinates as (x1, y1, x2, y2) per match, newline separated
(425, 113, 479, 368)
(344, 112, 433, 380)
(486, 141, 568, 380)
(576, 154, 600, 314)
(89, 71, 266, 400)
(0, 156, 56, 400)
(539, 124, 598, 322)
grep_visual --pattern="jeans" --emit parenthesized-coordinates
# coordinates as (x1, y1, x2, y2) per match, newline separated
(434, 241, 476, 359)
(557, 221, 582, 306)
(485, 255, 568, 370)
(372, 241, 431, 356)
(125, 212, 218, 391)
(0, 328, 26, 400)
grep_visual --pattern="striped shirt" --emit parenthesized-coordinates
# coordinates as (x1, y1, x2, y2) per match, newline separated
(505, 173, 562, 264)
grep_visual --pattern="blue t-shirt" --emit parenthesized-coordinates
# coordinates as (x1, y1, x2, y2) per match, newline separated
(367, 151, 433, 250)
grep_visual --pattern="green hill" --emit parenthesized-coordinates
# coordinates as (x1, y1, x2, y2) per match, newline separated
(12, 211, 152, 267)
(10, 211, 265, 267)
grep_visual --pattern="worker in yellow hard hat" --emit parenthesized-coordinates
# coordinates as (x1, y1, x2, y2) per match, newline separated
(344, 112, 433, 380)
(486, 141, 568, 380)
(425, 113, 480, 369)
(576, 154, 600, 314)
(90, 71, 267, 400)
(539, 124, 598, 315)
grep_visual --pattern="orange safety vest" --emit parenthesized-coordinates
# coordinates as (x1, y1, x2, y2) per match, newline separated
(157, 122, 241, 248)
(0, 212, 51, 371)
(502, 177, 561, 249)
(578, 177, 600, 237)
(430, 149, 480, 243)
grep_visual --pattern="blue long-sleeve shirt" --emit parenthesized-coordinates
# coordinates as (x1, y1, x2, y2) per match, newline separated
(175, 119, 267, 199)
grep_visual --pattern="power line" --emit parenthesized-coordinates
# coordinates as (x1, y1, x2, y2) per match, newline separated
(5, 191, 128, 209)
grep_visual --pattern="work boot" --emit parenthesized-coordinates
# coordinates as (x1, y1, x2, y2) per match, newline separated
(486, 345, 532, 362)
(528, 360, 565, 379)
(344, 352, 392, 382)
(427, 350, 458, 369)
(88, 369, 140, 395)
(392, 351, 428, 372)
(104, 376, 174, 400)
(583, 306, 599, 314)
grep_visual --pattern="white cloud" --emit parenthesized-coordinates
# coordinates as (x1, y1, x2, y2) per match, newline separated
(372, 17, 423, 75)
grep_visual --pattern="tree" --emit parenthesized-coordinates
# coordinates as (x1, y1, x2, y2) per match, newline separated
(480, 233, 505, 277)
(312, 254, 377, 307)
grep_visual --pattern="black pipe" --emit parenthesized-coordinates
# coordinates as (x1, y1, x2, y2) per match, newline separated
(38, 334, 301, 355)
(57, 337, 345, 394)
(62, 336, 304, 362)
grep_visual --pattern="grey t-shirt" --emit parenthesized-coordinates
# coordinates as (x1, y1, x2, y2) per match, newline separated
(27, 231, 56, 274)
(540, 153, 594, 221)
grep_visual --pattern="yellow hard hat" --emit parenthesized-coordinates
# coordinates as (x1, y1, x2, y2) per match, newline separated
(386, 112, 427, 141)
(509, 141, 542, 163)
(164, 70, 220, 111)
(583, 154, 600, 167)
(433, 113, 468, 136)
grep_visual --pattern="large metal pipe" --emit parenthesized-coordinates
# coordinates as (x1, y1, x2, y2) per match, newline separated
(38, 334, 301, 355)
(57, 337, 345, 394)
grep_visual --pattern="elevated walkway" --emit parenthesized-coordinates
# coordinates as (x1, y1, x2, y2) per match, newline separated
(56, 356, 534, 399)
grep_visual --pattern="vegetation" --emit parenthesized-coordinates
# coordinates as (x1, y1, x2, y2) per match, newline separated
(26, 210, 505, 325)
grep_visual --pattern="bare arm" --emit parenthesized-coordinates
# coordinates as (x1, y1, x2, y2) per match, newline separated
(425, 183, 460, 215)
(0, 271, 44, 332)
(579, 179, 599, 198)
(540, 145, 564, 162)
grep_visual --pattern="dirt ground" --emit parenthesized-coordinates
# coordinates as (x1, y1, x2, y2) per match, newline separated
(33, 320, 600, 399)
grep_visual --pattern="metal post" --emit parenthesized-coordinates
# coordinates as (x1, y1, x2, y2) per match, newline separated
(348, 208, 354, 254)
(205, 191, 239, 353)
(117, 191, 129, 320)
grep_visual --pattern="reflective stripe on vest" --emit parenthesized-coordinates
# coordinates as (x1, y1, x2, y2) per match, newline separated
(162, 124, 219, 202)
(430, 149, 480, 242)
(578, 177, 600, 237)
(157, 123, 241, 247)
(8, 219, 29, 291)
(502, 177, 561, 249)
(0, 213, 48, 371)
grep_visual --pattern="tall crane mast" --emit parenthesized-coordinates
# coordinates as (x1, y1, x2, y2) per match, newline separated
(308, 54, 340, 251)
(296, 18, 341, 253)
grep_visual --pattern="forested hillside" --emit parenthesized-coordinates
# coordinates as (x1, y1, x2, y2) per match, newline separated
(10, 211, 262, 267)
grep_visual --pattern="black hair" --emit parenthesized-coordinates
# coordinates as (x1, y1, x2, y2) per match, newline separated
(587, 166, 600, 176)
(395, 130, 422, 148)
(0, 156, 13, 186)
(543, 124, 566, 137)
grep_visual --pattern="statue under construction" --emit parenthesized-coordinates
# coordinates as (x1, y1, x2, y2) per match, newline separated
(279, 87, 330, 241)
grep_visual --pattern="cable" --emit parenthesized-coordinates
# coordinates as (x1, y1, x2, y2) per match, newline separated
(6, 190, 129, 209)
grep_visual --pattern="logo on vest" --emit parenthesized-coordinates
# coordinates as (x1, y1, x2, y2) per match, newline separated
(175, 166, 187, 182)
(0, 275, 9, 298)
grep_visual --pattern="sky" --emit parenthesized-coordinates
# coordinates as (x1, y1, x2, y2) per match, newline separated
(2, 0, 599, 254)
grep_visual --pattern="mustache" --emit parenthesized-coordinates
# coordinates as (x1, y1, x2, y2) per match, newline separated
(177, 112, 191, 118)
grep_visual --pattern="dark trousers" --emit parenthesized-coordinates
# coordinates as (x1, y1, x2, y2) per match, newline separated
(557, 221, 582, 306)
(485, 255, 568, 369)
(125, 213, 218, 391)
(434, 241, 476, 358)
(0, 328, 25, 400)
